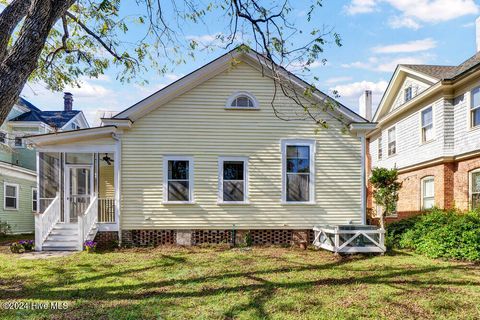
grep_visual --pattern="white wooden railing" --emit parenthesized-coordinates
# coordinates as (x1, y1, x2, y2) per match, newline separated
(77, 195, 98, 250)
(34, 193, 61, 252)
(98, 198, 115, 223)
(313, 225, 386, 254)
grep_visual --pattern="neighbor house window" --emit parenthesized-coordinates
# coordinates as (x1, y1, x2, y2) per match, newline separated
(226, 92, 259, 109)
(4, 183, 19, 210)
(163, 156, 193, 203)
(378, 136, 383, 160)
(32, 188, 38, 212)
(421, 107, 434, 142)
(281, 139, 315, 203)
(14, 137, 23, 148)
(218, 157, 248, 203)
(388, 127, 396, 156)
(470, 169, 480, 210)
(404, 86, 412, 102)
(421, 176, 435, 210)
(0, 132, 6, 144)
(471, 87, 480, 128)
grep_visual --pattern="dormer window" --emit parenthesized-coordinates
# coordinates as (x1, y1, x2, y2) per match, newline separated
(404, 86, 413, 102)
(226, 92, 259, 109)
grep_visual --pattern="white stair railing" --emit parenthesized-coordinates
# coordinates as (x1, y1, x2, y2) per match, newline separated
(77, 195, 98, 251)
(34, 193, 61, 252)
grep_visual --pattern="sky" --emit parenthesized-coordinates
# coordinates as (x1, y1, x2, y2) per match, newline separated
(20, 0, 480, 126)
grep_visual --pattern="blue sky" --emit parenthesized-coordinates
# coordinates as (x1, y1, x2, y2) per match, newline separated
(20, 0, 480, 125)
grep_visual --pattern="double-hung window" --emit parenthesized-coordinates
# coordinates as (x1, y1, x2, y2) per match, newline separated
(421, 176, 434, 210)
(471, 87, 480, 128)
(163, 156, 194, 203)
(218, 157, 248, 203)
(378, 136, 383, 160)
(4, 183, 19, 210)
(388, 127, 396, 156)
(404, 86, 413, 102)
(282, 140, 315, 203)
(32, 188, 38, 212)
(421, 107, 434, 142)
(470, 170, 480, 210)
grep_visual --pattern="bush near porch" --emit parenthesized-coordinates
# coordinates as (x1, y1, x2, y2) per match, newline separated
(0, 246, 479, 319)
(386, 209, 480, 261)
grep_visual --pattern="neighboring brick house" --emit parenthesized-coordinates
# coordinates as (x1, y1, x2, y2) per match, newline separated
(364, 36, 480, 223)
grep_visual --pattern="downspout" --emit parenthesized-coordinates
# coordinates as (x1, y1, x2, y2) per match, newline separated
(112, 132, 122, 246)
(360, 133, 367, 225)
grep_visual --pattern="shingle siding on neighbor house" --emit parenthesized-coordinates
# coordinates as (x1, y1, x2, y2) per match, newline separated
(120, 62, 363, 230)
(370, 96, 446, 170)
(368, 54, 480, 222)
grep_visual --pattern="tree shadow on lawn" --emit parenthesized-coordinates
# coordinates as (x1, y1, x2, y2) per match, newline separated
(1, 251, 479, 319)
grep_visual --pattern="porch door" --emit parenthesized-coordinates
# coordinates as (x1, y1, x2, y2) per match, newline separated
(65, 166, 92, 223)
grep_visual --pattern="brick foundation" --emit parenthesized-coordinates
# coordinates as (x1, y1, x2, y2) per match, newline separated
(94, 231, 119, 249)
(120, 229, 312, 247)
(367, 155, 480, 223)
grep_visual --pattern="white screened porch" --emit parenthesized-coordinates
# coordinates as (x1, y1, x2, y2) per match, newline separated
(34, 150, 119, 251)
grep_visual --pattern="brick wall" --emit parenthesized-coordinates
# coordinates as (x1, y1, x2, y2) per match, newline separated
(367, 155, 480, 223)
(94, 231, 119, 249)
(454, 157, 480, 210)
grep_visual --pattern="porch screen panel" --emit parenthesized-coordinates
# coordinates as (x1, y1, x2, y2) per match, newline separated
(38, 152, 60, 213)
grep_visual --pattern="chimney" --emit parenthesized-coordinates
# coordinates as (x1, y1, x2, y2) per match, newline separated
(359, 90, 372, 121)
(63, 92, 73, 111)
(476, 16, 480, 52)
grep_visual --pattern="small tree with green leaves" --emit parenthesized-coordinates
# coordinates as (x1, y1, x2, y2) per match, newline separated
(369, 167, 402, 229)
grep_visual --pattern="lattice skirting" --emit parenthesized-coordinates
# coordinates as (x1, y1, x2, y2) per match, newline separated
(121, 229, 312, 247)
(122, 230, 176, 247)
(94, 231, 119, 249)
(192, 230, 233, 245)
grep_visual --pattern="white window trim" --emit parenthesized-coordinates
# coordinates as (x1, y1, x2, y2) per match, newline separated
(163, 156, 194, 204)
(404, 86, 413, 103)
(225, 91, 260, 110)
(419, 105, 435, 144)
(32, 187, 38, 213)
(280, 139, 316, 204)
(0, 131, 7, 145)
(14, 136, 24, 148)
(218, 156, 249, 204)
(421, 176, 435, 210)
(387, 126, 397, 157)
(4, 182, 19, 211)
(469, 168, 480, 210)
(377, 135, 383, 160)
(469, 87, 480, 130)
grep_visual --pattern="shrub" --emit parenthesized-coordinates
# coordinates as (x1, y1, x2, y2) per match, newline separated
(0, 220, 11, 236)
(10, 240, 35, 254)
(10, 242, 25, 254)
(386, 209, 480, 261)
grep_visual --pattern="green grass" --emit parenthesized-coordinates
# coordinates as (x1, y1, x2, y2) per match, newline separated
(0, 245, 479, 320)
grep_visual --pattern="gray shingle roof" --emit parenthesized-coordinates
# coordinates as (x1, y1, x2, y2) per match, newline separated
(401, 52, 480, 81)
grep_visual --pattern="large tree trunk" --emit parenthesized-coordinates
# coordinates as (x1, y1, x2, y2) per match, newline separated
(0, 0, 31, 62)
(0, 0, 74, 124)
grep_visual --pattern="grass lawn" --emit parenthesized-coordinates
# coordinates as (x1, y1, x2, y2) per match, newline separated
(0, 243, 479, 320)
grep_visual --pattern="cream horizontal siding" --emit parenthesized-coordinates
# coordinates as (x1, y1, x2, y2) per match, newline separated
(120, 62, 362, 229)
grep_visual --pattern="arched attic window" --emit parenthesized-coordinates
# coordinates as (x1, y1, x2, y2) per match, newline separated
(225, 92, 259, 109)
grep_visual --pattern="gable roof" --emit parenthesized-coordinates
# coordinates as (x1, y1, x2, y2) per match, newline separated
(374, 51, 480, 124)
(401, 51, 480, 81)
(17, 97, 41, 112)
(113, 46, 368, 124)
(10, 110, 81, 128)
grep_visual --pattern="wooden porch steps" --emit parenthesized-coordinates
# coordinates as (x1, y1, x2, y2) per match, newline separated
(41, 223, 98, 251)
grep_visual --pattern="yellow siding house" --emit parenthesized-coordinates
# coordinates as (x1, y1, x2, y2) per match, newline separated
(28, 47, 374, 251)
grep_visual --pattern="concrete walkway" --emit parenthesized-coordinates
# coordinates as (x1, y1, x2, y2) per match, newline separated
(18, 251, 76, 260)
